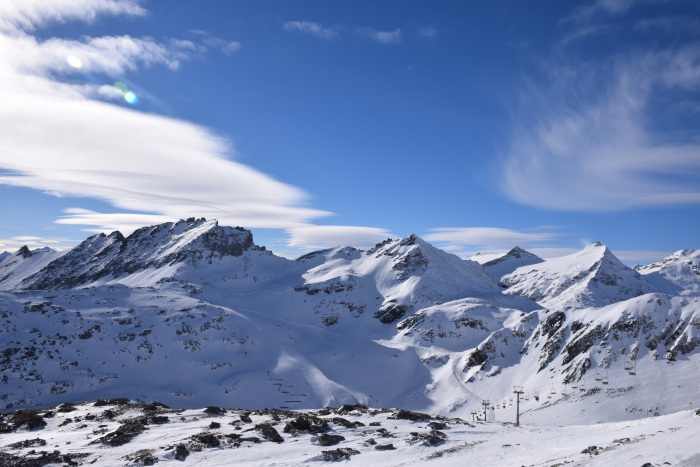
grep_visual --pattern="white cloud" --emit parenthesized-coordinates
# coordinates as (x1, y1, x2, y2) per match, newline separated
(425, 227, 560, 247)
(0, 0, 333, 238)
(502, 46, 700, 211)
(358, 28, 401, 45)
(0, 235, 73, 252)
(283, 21, 338, 40)
(5, 34, 183, 77)
(419, 27, 437, 38)
(612, 249, 672, 265)
(286, 225, 395, 249)
(186, 30, 241, 55)
(566, 0, 639, 24)
(0, 0, 147, 33)
(424, 227, 562, 259)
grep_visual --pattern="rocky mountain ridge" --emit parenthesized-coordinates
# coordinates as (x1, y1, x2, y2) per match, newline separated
(0, 219, 698, 428)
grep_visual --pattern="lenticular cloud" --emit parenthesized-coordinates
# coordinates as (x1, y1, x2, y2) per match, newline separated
(0, 0, 330, 235)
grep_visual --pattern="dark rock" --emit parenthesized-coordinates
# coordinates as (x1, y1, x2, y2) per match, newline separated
(239, 436, 261, 443)
(191, 432, 220, 448)
(7, 438, 47, 449)
(173, 444, 189, 461)
(375, 443, 396, 450)
(284, 415, 329, 434)
(204, 406, 226, 415)
(9, 410, 47, 430)
(428, 421, 446, 430)
(256, 423, 284, 443)
(0, 450, 88, 467)
(336, 404, 368, 415)
(321, 448, 360, 461)
(331, 417, 364, 428)
(369, 421, 381, 426)
(581, 446, 600, 455)
(126, 450, 157, 466)
(143, 402, 170, 412)
(57, 404, 77, 413)
(209, 422, 221, 429)
(395, 409, 432, 422)
(92, 420, 146, 446)
(374, 301, 409, 324)
(239, 413, 252, 423)
(317, 433, 345, 446)
(409, 430, 446, 446)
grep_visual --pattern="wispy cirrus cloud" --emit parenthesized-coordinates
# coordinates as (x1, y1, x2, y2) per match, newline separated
(287, 225, 395, 250)
(0, 0, 333, 238)
(419, 27, 437, 39)
(283, 21, 338, 40)
(0, 0, 147, 33)
(282, 21, 401, 46)
(187, 29, 241, 55)
(565, 0, 645, 24)
(358, 27, 401, 45)
(502, 0, 700, 212)
(424, 226, 562, 258)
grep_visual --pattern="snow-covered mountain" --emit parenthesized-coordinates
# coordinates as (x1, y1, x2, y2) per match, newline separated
(470, 246, 543, 282)
(1, 220, 698, 434)
(17, 218, 269, 290)
(636, 249, 700, 296)
(500, 242, 657, 310)
(0, 245, 63, 291)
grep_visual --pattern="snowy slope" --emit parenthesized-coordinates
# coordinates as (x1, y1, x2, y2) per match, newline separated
(299, 235, 529, 325)
(470, 246, 544, 283)
(1, 219, 700, 449)
(1, 401, 698, 466)
(636, 249, 700, 296)
(0, 246, 63, 291)
(500, 243, 657, 310)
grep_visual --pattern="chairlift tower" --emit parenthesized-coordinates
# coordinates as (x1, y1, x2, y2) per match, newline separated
(513, 386, 524, 427)
(482, 400, 490, 422)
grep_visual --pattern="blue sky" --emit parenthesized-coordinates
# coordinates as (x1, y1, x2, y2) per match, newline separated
(0, 0, 698, 263)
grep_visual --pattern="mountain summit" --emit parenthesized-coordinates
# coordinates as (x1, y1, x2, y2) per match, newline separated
(471, 246, 544, 282)
(19, 218, 258, 290)
(500, 243, 656, 309)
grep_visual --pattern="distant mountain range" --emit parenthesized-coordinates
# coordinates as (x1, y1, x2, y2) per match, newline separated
(1, 218, 698, 426)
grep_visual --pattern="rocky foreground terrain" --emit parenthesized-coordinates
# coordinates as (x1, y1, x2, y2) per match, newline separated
(1, 399, 699, 466)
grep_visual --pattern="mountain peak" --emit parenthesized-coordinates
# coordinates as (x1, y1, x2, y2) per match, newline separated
(16, 245, 32, 258)
(20, 219, 256, 289)
(636, 249, 700, 296)
(501, 244, 655, 309)
(475, 247, 544, 282)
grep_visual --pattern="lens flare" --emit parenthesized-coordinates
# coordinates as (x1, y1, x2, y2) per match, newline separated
(66, 55, 83, 69)
(123, 91, 138, 104)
